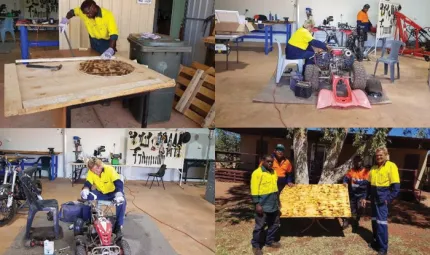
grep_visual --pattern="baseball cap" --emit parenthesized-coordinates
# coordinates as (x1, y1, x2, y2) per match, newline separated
(275, 144, 285, 151)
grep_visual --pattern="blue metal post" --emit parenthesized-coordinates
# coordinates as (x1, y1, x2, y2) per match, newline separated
(270, 25, 273, 52)
(264, 25, 269, 55)
(19, 26, 29, 59)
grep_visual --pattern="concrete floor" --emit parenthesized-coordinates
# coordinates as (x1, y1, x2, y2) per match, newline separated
(0, 178, 215, 255)
(0, 31, 198, 128)
(215, 42, 430, 127)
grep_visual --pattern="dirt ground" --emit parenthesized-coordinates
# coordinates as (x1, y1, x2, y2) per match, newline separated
(215, 182, 430, 255)
(0, 178, 215, 255)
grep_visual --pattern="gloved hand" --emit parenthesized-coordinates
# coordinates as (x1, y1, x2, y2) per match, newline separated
(59, 17, 69, 33)
(101, 48, 115, 60)
(80, 188, 90, 199)
(114, 192, 125, 204)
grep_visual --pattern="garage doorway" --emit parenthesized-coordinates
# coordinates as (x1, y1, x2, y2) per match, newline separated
(153, 0, 186, 39)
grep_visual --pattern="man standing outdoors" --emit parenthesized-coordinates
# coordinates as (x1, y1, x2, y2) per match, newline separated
(59, 0, 119, 59)
(368, 147, 400, 255)
(250, 155, 281, 255)
(342, 155, 369, 232)
(272, 144, 294, 194)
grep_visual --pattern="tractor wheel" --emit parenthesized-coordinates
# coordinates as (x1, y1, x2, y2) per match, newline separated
(304, 64, 320, 91)
(118, 239, 132, 255)
(75, 245, 87, 255)
(350, 62, 367, 90)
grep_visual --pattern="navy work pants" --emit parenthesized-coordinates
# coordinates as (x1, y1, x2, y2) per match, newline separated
(251, 211, 280, 248)
(371, 200, 389, 253)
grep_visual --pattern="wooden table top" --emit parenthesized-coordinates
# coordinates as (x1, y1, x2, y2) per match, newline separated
(4, 50, 176, 117)
(16, 23, 58, 27)
(1, 149, 61, 155)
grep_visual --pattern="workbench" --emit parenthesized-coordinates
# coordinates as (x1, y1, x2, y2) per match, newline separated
(4, 49, 176, 128)
(69, 162, 127, 186)
(0, 149, 60, 181)
(16, 23, 59, 60)
(236, 21, 293, 55)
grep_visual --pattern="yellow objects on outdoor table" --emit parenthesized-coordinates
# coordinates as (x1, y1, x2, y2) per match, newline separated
(280, 184, 351, 218)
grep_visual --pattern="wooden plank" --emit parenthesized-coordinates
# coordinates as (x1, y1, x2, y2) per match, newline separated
(175, 89, 211, 113)
(180, 66, 197, 77)
(203, 74, 215, 86)
(175, 69, 205, 113)
(202, 103, 215, 128)
(16, 56, 117, 64)
(191, 62, 210, 72)
(4, 64, 23, 117)
(183, 109, 204, 126)
(1, 150, 61, 155)
(176, 75, 191, 87)
(52, 107, 66, 128)
(199, 86, 215, 100)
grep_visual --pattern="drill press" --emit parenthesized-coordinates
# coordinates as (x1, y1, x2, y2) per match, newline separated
(73, 136, 83, 163)
(110, 143, 122, 165)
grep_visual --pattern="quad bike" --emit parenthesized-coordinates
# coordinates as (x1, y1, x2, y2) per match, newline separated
(304, 48, 371, 109)
(0, 156, 43, 227)
(72, 199, 131, 255)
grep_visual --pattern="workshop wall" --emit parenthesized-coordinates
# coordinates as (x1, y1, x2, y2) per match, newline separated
(0, 128, 64, 177)
(216, 0, 430, 44)
(65, 128, 214, 181)
(59, 0, 156, 53)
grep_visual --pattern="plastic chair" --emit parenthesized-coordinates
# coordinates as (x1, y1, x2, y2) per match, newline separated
(0, 17, 16, 43)
(275, 39, 303, 83)
(373, 40, 405, 83)
(34, 156, 52, 180)
(20, 174, 60, 240)
(145, 164, 166, 190)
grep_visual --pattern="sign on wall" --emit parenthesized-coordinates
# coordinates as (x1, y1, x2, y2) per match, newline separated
(377, 0, 400, 38)
(126, 129, 186, 169)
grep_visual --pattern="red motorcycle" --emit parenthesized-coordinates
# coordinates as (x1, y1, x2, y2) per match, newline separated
(73, 199, 131, 255)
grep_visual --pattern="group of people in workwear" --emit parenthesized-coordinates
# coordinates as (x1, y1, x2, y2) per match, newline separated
(286, 4, 374, 75)
(250, 145, 400, 255)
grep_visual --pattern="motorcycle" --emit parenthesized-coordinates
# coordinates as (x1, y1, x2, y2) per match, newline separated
(0, 156, 42, 227)
(72, 198, 131, 255)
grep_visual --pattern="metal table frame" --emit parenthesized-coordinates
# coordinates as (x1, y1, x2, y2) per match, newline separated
(215, 35, 241, 70)
(18, 25, 59, 60)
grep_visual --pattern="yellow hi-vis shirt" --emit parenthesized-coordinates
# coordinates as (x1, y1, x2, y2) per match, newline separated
(250, 166, 279, 213)
(288, 27, 314, 50)
(86, 165, 120, 194)
(369, 161, 400, 187)
(73, 7, 119, 40)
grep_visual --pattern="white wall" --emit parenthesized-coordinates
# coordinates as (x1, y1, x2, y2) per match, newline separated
(0, 129, 64, 178)
(65, 128, 214, 182)
(216, 0, 430, 44)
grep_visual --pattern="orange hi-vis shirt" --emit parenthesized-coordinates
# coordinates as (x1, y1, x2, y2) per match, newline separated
(344, 168, 369, 188)
(357, 10, 369, 23)
(260, 157, 292, 178)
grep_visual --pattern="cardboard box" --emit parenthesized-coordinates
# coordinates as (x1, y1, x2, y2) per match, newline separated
(215, 21, 255, 34)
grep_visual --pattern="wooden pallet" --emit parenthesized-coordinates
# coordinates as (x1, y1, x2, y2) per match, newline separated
(174, 62, 215, 126)
(174, 62, 215, 128)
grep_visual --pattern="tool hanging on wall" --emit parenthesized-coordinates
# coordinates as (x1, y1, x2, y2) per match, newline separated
(129, 131, 138, 145)
(131, 147, 141, 164)
(157, 132, 162, 145)
(162, 132, 168, 143)
(138, 132, 145, 146)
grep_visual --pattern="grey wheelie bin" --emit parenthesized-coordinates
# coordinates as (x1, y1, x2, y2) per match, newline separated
(127, 33, 192, 124)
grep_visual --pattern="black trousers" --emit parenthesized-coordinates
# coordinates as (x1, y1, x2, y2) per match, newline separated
(251, 211, 280, 248)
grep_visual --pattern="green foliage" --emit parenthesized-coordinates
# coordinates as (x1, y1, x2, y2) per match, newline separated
(215, 129, 241, 152)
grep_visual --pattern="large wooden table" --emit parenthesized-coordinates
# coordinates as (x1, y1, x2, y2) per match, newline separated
(280, 184, 351, 233)
(4, 49, 176, 128)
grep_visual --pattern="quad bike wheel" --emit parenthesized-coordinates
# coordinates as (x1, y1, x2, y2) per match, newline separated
(118, 239, 132, 255)
(350, 62, 367, 90)
(304, 64, 320, 91)
(75, 244, 87, 255)
(0, 197, 16, 227)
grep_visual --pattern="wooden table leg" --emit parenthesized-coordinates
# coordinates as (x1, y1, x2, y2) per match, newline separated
(51, 107, 66, 128)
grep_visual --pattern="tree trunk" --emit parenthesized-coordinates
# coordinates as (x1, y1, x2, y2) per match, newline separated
(318, 129, 348, 184)
(293, 128, 309, 184)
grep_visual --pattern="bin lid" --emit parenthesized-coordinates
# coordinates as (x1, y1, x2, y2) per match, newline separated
(128, 33, 187, 47)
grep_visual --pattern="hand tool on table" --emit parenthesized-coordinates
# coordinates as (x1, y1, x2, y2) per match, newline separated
(26, 64, 62, 71)
(63, 29, 75, 57)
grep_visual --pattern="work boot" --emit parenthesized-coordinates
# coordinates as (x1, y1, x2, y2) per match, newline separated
(368, 241, 380, 251)
(252, 247, 263, 255)
(351, 219, 359, 233)
(114, 225, 123, 240)
(378, 251, 387, 255)
(266, 242, 281, 248)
